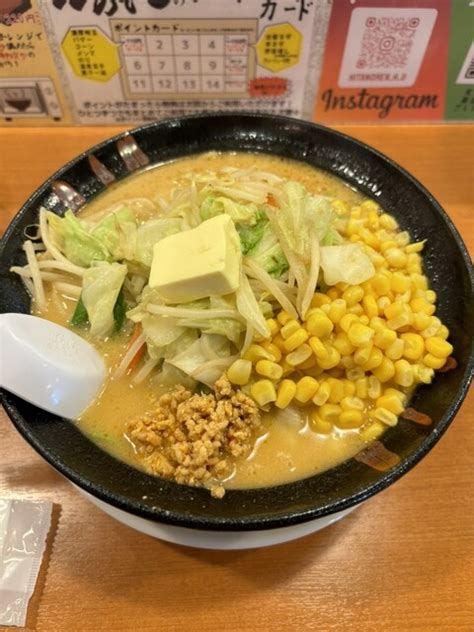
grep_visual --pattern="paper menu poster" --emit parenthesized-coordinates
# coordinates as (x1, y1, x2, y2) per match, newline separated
(314, 0, 451, 123)
(0, 0, 73, 124)
(34, 0, 324, 126)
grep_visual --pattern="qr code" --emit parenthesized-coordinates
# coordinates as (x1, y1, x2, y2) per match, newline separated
(339, 8, 437, 88)
(456, 42, 474, 85)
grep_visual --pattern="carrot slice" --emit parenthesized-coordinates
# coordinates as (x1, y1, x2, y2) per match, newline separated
(267, 193, 278, 207)
(128, 323, 146, 371)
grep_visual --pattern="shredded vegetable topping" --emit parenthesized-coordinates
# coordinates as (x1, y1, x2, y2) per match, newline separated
(13, 163, 374, 386)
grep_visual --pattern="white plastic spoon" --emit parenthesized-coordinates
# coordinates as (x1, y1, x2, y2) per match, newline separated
(0, 313, 105, 419)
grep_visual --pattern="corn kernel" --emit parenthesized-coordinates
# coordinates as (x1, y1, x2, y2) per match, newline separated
(355, 377, 368, 399)
(340, 396, 364, 411)
(317, 347, 341, 370)
(348, 304, 365, 316)
(283, 328, 309, 352)
(319, 403, 342, 422)
(295, 376, 320, 403)
(376, 395, 405, 416)
(386, 338, 405, 361)
(333, 333, 355, 357)
(272, 333, 287, 352)
(275, 379, 297, 409)
(255, 359, 283, 380)
(372, 357, 396, 383)
(346, 367, 366, 381)
(350, 206, 361, 219)
(266, 318, 280, 336)
(412, 312, 432, 331)
(337, 409, 364, 429)
(326, 377, 345, 404)
(391, 272, 411, 294)
(361, 199, 379, 213)
(312, 381, 331, 406)
(361, 295, 378, 320)
(377, 296, 392, 313)
(411, 273, 428, 290)
(280, 319, 300, 339)
(341, 355, 355, 370)
(327, 299, 347, 324)
(309, 336, 329, 360)
(387, 313, 413, 331)
(425, 289, 437, 304)
(342, 379, 356, 397)
(368, 375, 382, 399)
(251, 380, 277, 407)
(298, 355, 318, 370)
(360, 421, 386, 442)
(367, 209, 380, 231)
(437, 325, 450, 340)
(370, 316, 387, 333)
(384, 387, 406, 401)
(354, 343, 373, 366)
(339, 313, 359, 335)
(394, 359, 414, 387)
(406, 253, 422, 274)
(379, 213, 398, 230)
(311, 293, 331, 307)
(380, 240, 398, 253)
(372, 273, 392, 296)
(359, 227, 379, 249)
(332, 199, 349, 216)
(369, 251, 387, 268)
(260, 341, 282, 363)
(342, 285, 364, 307)
(361, 347, 384, 371)
(227, 359, 252, 386)
(310, 412, 333, 434)
(413, 364, 435, 384)
(410, 297, 435, 315)
(243, 344, 272, 363)
(405, 240, 426, 253)
(306, 313, 334, 338)
(423, 353, 447, 370)
(277, 310, 291, 326)
(373, 328, 397, 350)
(425, 336, 453, 358)
(372, 407, 398, 427)
(348, 322, 374, 347)
(395, 231, 410, 247)
(286, 343, 313, 366)
(400, 332, 424, 360)
(384, 303, 404, 321)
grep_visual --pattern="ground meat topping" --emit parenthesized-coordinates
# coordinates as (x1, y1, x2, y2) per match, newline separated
(126, 377, 261, 498)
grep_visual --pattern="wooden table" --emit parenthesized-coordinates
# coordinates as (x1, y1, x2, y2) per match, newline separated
(1, 125, 473, 632)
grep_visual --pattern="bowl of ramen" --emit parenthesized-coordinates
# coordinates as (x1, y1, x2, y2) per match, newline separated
(1, 114, 473, 549)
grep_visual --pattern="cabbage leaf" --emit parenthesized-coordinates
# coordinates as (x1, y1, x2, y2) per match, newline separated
(81, 261, 127, 338)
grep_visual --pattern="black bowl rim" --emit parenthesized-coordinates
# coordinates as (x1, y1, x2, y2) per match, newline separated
(1, 112, 473, 532)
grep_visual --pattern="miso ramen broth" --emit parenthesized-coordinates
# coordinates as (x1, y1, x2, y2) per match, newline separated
(22, 151, 451, 496)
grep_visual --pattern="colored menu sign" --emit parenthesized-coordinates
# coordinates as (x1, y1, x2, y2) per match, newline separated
(315, 0, 451, 123)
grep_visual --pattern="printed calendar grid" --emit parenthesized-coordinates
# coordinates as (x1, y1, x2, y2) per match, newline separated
(113, 19, 258, 100)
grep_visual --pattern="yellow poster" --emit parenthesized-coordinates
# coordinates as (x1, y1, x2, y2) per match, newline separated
(0, 0, 73, 125)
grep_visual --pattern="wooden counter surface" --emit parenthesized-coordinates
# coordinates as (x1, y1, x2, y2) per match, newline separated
(0, 125, 473, 632)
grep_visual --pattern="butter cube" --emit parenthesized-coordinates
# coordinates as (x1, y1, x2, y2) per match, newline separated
(149, 214, 241, 303)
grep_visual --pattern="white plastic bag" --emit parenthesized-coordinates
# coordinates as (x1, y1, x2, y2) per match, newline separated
(0, 499, 53, 627)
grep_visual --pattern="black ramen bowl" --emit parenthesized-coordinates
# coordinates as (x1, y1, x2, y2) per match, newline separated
(1, 113, 473, 532)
